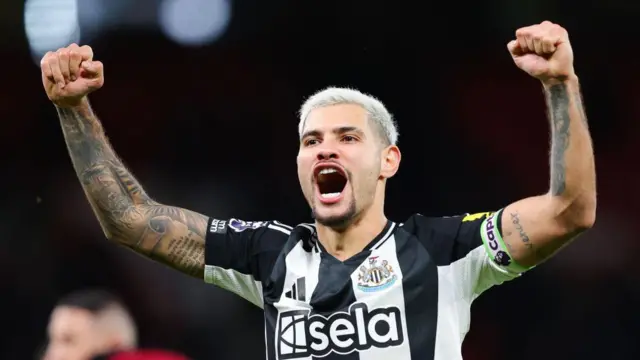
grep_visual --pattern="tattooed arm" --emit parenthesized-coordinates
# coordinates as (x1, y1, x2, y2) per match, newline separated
(499, 76, 596, 268)
(58, 98, 208, 278)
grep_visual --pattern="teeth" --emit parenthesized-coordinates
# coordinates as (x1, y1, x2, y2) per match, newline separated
(319, 168, 337, 175)
(321, 192, 341, 199)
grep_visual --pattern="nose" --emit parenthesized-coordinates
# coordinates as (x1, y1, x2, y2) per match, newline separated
(316, 150, 339, 161)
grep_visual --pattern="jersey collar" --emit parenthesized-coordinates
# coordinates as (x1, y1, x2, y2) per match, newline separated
(301, 220, 396, 254)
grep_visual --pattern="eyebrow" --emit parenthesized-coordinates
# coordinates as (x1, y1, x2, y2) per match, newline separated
(300, 126, 365, 140)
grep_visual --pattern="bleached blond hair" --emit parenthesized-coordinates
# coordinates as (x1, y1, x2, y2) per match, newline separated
(298, 87, 398, 146)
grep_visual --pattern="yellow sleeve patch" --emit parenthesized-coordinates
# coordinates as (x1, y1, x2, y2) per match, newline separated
(462, 212, 493, 222)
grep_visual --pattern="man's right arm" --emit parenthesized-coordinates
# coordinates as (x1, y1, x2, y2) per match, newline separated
(58, 99, 208, 278)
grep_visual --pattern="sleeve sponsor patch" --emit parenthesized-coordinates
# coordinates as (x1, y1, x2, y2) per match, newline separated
(479, 210, 529, 273)
(209, 219, 228, 234)
(228, 218, 268, 232)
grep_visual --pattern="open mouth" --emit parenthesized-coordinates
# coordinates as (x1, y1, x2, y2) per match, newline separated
(314, 165, 348, 201)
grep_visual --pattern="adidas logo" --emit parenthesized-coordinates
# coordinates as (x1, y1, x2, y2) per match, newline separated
(284, 277, 306, 302)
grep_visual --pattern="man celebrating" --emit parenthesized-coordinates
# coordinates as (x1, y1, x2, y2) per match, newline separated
(41, 21, 595, 360)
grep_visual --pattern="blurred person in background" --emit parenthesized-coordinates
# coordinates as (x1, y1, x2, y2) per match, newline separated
(43, 289, 137, 360)
(39, 20, 596, 359)
(43, 289, 189, 360)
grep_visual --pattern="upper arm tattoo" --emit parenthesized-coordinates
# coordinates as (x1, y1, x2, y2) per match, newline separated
(57, 103, 207, 278)
(509, 211, 533, 252)
(546, 83, 571, 196)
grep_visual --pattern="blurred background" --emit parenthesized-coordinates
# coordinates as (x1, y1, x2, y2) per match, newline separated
(1, 0, 639, 359)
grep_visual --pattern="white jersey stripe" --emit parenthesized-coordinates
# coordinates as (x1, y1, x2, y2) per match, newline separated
(268, 224, 292, 235)
(433, 246, 520, 359)
(273, 221, 294, 230)
(372, 222, 397, 250)
(273, 240, 322, 360)
(297, 223, 314, 233)
(351, 235, 411, 360)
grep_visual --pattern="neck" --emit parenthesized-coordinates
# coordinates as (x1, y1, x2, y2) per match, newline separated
(315, 205, 387, 261)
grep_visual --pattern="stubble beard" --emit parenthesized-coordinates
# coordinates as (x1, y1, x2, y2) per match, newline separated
(311, 185, 357, 229)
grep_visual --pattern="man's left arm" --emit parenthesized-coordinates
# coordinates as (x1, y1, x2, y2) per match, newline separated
(500, 22, 596, 269)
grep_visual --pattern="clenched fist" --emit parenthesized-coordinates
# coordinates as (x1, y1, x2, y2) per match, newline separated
(507, 21, 575, 83)
(41, 43, 104, 108)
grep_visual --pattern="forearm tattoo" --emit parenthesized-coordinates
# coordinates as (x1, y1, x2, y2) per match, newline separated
(57, 105, 207, 277)
(546, 84, 571, 196)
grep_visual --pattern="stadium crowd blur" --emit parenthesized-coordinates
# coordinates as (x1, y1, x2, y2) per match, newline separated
(1, 0, 638, 359)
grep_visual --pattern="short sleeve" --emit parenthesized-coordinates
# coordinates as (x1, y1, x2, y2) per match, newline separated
(402, 210, 522, 300)
(204, 218, 291, 308)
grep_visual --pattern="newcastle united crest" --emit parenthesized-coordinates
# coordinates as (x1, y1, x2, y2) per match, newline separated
(356, 256, 397, 292)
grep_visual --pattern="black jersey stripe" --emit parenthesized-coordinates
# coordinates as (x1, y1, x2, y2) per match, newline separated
(395, 227, 438, 360)
(264, 304, 278, 360)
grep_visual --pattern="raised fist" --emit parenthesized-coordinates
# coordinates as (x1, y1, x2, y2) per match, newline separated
(507, 21, 575, 83)
(40, 44, 104, 108)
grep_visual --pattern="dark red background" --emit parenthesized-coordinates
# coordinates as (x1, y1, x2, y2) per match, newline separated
(0, 1, 638, 359)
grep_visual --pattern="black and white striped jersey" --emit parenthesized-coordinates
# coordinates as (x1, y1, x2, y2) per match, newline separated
(204, 211, 524, 360)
